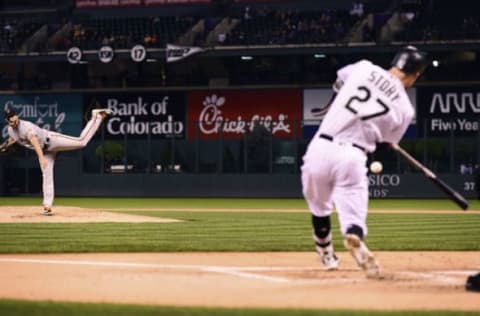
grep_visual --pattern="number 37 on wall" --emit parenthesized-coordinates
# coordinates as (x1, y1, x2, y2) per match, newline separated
(464, 182, 475, 191)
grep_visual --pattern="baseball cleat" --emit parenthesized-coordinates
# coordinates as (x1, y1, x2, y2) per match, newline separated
(92, 108, 113, 118)
(466, 273, 480, 292)
(344, 234, 381, 278)
(42, 208, 53, 216)
(319, 251, 340, 271)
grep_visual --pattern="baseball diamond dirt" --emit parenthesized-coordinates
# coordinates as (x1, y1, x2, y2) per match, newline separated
(0, 206, 479, 311)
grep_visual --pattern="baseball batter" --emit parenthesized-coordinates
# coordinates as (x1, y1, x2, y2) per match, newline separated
(1, 107, 112, 215)
(301, 46, 428, 278)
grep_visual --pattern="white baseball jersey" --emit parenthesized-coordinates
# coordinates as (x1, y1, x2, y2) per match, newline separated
(318, 59, 414, 152)
(8, 120, 49, 150)
(301, 59, 415, 237)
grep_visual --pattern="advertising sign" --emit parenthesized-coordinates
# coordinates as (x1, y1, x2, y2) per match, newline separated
(368, 173, 475, 199)
(76, 0, 209, 7)
(84, 92, 186, 139)
(417, 86, 480, 136)
(0, 94, 83, 139)
(187, 89, 302, 140)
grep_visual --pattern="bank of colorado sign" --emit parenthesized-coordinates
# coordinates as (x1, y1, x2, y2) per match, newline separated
(417, 86, 480, 136)
(187, 89, 302, 140)
(83, 92, 185, 139)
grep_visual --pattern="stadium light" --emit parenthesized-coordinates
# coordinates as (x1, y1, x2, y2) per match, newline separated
(241, 56, 253, 61)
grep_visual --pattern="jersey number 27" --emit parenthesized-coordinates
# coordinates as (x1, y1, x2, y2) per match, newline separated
(345, 86, 389, 120)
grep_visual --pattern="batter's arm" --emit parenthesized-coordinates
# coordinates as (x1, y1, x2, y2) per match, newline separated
(28, 135, 47, 170)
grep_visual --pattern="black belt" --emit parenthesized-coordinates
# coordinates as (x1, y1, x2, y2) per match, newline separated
(319, 134, 366, 153)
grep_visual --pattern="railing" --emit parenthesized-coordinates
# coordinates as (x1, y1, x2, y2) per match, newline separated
(72, 120, 480, 175)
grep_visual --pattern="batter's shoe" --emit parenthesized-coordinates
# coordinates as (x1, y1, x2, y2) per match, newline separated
(92, 108, 113, 119)
(466, 272, 480, 292)
(42, 207, 53, 216)
(344, 234, 380, 278)
(319, 250, 340, 271)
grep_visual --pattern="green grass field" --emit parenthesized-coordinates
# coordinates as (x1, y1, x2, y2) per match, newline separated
(0, 299, 479, 316)
(2, 197, 480, 210)
(0, 197, 479, 315)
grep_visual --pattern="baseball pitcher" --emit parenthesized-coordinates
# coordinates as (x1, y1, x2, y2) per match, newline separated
(301, 46, 428, 278)
(2, 107, 112, 215)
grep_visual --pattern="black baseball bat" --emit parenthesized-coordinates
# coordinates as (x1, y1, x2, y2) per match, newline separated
(390, 143, 469, 210)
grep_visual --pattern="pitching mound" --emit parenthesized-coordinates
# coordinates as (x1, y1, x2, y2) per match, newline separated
(0, 206, 181, 223)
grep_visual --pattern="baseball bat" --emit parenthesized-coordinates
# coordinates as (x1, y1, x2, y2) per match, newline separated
(390, 143, 469, 210)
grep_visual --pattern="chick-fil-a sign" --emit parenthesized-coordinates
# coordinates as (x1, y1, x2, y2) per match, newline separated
(187, 89, 301, 140)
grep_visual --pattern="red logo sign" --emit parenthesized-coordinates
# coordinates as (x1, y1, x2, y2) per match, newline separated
(187, 89, 301, 140)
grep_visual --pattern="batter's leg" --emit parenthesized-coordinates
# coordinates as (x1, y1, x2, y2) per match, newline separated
(42, 152, 56, 215)
(333, 187, 368, 237)
(333, 185, 380, 278)
(301, 168, 338, 269)
(312, 214, 339, 270)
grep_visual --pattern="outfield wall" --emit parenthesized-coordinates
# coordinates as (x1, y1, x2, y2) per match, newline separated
(1, 86, 479, 199)
(53, 173, 475, 199)
(1, 155, 476, 199)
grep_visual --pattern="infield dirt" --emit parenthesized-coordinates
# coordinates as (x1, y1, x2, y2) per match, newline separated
(0, 206, 181, 223)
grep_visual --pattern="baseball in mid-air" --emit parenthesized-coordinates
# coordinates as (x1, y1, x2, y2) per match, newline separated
(370, 161, 383, 174)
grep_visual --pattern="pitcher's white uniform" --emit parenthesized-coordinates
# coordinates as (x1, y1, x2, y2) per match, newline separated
(301, 59, 414, 236)
(7, 113, 105, 209)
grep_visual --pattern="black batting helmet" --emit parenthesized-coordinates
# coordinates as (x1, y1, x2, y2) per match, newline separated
(391, 45, 428, 74)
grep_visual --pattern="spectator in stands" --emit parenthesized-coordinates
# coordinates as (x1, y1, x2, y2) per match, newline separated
(243, 6, 252, 20)
(3, 22, 14, 33)
(144, 34, 153, 46)
(362, 22, 375, 42)
(217, 32, 226, 43)
(101, 36, 110, 46)
(350, 1, 364, 17)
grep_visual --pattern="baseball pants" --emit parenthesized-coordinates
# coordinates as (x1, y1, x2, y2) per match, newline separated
(42, 113, 104, 208)
(301, 136, 369, 236)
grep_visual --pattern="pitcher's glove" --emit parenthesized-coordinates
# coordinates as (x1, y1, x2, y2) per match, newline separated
(0, 140, 10, 154)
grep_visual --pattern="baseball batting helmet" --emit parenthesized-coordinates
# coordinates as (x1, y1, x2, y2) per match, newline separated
(391, 46, 428, 74)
